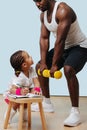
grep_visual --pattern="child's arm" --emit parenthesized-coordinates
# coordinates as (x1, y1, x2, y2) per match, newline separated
(31, 77, 42, 95)
(9, 85, 29, 95)
(33, 77, 40, 87)
(10, 85, 18, 94)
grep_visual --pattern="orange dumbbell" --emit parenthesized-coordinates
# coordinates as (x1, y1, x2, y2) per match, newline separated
(38, 69, 62, 79)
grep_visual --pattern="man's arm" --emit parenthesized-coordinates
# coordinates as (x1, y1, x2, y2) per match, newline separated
(51, 2, 76, 73)
(39, 13, 50, 71)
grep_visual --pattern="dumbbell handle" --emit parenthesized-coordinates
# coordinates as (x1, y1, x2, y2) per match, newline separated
(38, 69, 62, 79)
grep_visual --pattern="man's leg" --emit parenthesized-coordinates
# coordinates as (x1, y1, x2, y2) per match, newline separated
(63, 65, 81, 126)
(31, 63, 54, 113)
(64, 65, 79, 107)
(63, 46, 87, 126)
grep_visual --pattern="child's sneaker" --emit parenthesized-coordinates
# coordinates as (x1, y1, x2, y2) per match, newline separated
(63, 107, 81, 126)
(31, 101, 54, 113)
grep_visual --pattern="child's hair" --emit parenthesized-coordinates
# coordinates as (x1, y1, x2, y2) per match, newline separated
(10, 50, 24, 76)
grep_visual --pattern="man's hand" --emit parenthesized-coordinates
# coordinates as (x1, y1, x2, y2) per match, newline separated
(39, 63, 48, 75)
(50, 65, 58, 77)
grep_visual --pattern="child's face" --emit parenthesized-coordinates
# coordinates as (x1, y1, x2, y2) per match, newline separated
(22, 51, 34, 68)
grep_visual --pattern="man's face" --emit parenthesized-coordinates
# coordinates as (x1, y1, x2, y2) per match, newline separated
(33, 0, 49, 12)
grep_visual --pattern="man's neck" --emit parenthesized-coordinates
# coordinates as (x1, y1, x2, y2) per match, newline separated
(47, 0, 56, 14)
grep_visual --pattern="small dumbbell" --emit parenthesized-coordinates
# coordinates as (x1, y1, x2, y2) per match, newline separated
(38, 69, 62, 79)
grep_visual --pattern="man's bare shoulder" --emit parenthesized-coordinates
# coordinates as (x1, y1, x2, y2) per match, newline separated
(57, 2, 76, 22)
(58, 2, 71, 9)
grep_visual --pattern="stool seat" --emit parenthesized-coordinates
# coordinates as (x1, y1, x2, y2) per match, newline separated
(4, 96, 47, 130)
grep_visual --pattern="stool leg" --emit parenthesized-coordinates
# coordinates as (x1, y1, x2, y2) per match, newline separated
(27, 103, 31, 127)
(18, 103, 24, 130)
(4, 101, 13, 129)
(39, 102, 47, 130)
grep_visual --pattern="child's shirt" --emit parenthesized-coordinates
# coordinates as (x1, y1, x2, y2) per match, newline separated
(3, 67, 37, 98)
(10, 67, 37, 88)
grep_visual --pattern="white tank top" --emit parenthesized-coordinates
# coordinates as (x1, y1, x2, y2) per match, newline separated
(44, 1, 87, 49)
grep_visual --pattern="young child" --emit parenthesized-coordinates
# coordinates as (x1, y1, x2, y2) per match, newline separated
(3, 50, 41, 123)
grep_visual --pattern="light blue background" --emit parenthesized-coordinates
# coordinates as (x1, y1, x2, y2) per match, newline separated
(0, 0, 87, 96)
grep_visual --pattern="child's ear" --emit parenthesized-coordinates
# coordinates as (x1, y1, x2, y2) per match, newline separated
(22, 62, 27, 68)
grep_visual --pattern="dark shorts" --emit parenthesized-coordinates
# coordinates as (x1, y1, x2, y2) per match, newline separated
(46, 45, 87, 73)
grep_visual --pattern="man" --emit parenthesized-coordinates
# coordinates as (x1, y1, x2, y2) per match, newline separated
(32, 0, 87, 127)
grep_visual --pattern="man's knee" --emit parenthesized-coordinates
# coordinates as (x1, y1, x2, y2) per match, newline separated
(64, 65, 76, 79)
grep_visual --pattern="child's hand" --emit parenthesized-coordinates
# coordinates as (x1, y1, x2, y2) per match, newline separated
(31, 87, 42, 95)
(33, 90, 42, 95)
(21, 87, 29, 95)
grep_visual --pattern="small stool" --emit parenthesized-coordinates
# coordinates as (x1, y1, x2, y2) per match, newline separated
(4, 97, 47, 130)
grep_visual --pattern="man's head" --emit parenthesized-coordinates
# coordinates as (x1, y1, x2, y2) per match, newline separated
(33, 0, 50, 12)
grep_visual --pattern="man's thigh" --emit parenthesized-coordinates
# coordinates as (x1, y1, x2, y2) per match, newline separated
(47, 48, 64, 69)
(64, 46, 87, 72)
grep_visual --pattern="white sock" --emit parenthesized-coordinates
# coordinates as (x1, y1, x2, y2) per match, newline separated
(71, 107, 79, 113)
(43, 97, 51, 104)
(72, 107, 79, 110)
(12, 108, 17, 115)
(9, 108, 17, 121)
